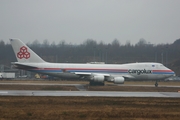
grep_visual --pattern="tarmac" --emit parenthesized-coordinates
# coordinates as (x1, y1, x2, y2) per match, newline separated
(0, 82, 180, 97)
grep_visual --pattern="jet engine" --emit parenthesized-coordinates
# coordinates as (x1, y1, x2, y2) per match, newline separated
(114, 77, 124, 84)
(91, 75, 104, 82)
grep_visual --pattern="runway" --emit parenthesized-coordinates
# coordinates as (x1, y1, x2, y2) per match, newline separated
(1, 82, 180, 91)
(0, 82, 180, 97)
(0, 83, 87, 91)
(1, 82, 180, 87)
(0, 90, 180, 97)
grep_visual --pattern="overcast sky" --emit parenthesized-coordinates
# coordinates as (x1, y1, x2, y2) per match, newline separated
(0, 0, 180, 45)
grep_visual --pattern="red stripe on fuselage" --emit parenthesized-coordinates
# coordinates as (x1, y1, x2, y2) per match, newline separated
(153, 70, 173, 72)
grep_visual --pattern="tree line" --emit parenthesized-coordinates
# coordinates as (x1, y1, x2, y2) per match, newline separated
(0, 38, 180, 69)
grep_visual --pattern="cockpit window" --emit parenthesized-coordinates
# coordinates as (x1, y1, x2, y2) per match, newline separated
(159, 64, 165, 68)
(161, 64, 165, 67)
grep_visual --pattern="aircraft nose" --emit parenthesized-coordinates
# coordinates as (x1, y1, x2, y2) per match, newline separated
(173, 71, 176, 76)
(171, 70, 176, 76)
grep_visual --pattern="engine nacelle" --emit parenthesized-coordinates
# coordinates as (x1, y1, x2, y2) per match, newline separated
(91, 75, 104, 82)
(114, 77, 124, 84)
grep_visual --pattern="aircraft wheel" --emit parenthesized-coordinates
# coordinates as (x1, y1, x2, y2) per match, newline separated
(155, 81, 158, 87)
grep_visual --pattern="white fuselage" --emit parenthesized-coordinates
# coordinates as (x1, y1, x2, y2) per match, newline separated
(14, 62, 175, 80)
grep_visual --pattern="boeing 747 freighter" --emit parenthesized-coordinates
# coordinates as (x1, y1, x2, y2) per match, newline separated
(10, 39, 175, 86)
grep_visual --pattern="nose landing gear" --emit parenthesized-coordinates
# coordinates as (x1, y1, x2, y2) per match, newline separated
(155, 81, 158, 87)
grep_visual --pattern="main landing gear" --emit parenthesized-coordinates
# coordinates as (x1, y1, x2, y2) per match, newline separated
(89, 81, 105, 86)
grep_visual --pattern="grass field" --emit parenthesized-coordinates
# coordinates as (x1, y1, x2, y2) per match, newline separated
(0, 97, 180, 120)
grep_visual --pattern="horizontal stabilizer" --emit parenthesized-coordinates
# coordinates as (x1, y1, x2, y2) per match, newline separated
(12, 62, 38, 69)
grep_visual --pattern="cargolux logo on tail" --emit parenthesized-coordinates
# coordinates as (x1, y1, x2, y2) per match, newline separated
(17, 46, 30, 59)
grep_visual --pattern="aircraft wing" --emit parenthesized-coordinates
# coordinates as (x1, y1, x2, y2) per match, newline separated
(121, 74, 136, 79)
(73, 72, 135, 80)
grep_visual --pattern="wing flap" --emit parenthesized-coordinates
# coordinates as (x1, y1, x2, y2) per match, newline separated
(74, 72, 110, 76)
(122, 74, 136, 79)
(12, 62, 37, 69)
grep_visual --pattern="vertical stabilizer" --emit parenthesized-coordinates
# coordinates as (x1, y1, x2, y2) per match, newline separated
(10, 39, 45, 63)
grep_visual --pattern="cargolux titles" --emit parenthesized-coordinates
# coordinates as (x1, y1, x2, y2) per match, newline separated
(128, 69, 152, 75)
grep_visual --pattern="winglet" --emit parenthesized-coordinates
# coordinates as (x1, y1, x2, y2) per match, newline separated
(10, 39, 46, 63)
